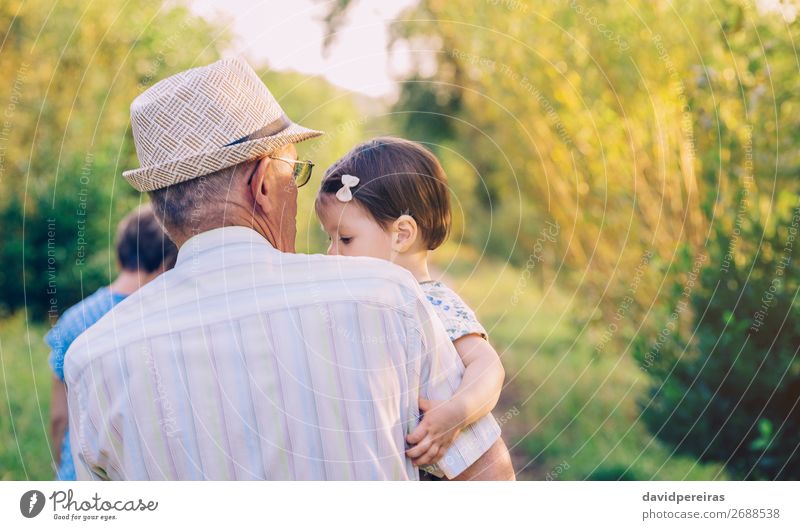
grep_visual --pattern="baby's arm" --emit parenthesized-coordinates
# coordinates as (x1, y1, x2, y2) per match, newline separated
(406, 334, 504, 466)
(449, 333, 505, 426)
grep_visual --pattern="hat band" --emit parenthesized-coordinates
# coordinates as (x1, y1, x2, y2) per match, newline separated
(224, 113, 292, 147)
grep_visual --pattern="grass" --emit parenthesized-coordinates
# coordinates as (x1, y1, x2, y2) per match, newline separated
(430, 242, 729, 480)
(0, 312, 55, 480)
(0, 245, 729, 481)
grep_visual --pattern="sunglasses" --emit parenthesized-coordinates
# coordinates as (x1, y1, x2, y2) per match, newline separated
(247, 156, 315, 188)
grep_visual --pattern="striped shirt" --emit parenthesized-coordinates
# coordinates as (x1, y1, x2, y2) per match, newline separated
(64, 226, 500, 480)
(45, 286, 128, 480)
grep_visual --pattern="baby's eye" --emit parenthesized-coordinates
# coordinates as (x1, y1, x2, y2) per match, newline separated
(339, 237, 352, 245)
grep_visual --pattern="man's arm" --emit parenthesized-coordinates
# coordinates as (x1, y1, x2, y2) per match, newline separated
(67, 397, 108, 480)
(65, 359, 109, 481)
(452, 438, 516, 481)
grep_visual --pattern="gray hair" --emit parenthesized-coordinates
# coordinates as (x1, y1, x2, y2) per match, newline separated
(147, 159, 255, 237)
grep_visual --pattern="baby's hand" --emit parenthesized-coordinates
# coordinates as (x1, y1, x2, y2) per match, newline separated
(405, 398, 465, 466)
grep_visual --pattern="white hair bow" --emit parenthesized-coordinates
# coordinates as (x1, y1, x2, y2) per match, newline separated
(335, 174, 360, 202)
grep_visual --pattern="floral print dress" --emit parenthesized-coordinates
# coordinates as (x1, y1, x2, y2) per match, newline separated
(419, 280, 488, 342)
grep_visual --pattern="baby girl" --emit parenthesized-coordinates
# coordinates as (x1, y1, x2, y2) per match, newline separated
(315, 137, 504, 474)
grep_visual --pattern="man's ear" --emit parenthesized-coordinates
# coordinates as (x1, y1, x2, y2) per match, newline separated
(391, 214, 418, 254)
(248, 157, 270, 211)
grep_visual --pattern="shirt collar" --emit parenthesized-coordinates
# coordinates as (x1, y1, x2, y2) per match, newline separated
(174, 225, 277, 268)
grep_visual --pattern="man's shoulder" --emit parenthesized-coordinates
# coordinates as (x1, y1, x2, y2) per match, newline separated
(62, 279, 168, 385)
(299, 252, 419, 284)
(63, 255, 430, 383)
(292, 253, 426, 306)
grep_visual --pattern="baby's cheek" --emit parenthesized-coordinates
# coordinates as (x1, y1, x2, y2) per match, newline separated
(340, 244, 358, 257)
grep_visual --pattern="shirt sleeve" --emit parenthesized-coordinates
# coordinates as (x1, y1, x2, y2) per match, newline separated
(423, 283, 488, 342)
(45, 323, 69, 381)
(411, 290, 501, 479)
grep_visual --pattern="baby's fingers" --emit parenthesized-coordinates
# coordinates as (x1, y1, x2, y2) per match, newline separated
(418, 397, 434, 412)
(405, 437, 432, 460)
(412, 443, 442, 466)
(406, 422, 428, 445)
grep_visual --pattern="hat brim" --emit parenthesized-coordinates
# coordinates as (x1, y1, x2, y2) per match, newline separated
(122, 123, 324, 192)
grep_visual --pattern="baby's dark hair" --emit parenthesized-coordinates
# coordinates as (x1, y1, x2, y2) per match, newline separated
(316, 137, 451, 250)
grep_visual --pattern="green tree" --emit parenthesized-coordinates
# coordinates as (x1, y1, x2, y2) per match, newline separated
(321, 0, 799, 324)
(0, 0, 225, 320)
(633, 202, 800, 479)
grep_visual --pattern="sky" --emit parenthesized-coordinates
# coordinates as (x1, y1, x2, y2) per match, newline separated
(188, 0, 419, 99)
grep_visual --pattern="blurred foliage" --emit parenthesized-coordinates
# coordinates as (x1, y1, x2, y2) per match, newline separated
(0, 0, 225, 321)
(0, 313, 52, 479)
(633, 201, 800, 479)
(327, 0, 800, 330)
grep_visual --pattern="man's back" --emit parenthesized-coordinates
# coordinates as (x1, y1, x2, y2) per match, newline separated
(64, 226, 500, 480)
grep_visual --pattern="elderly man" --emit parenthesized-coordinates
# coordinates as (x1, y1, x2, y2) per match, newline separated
(64, 57, 514, 480)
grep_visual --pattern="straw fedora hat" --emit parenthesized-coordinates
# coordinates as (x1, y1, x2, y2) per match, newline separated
(122, 56, 323, 192)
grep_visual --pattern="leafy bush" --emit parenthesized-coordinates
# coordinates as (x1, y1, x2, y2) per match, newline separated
(634, 202, 800, 479)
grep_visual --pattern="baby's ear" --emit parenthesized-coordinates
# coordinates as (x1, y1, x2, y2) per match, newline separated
(391, 214, 419, 253)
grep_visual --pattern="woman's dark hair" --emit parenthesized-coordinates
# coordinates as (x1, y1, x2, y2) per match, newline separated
(316, 137, 451, 250)
(116, 203, 178, 273)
